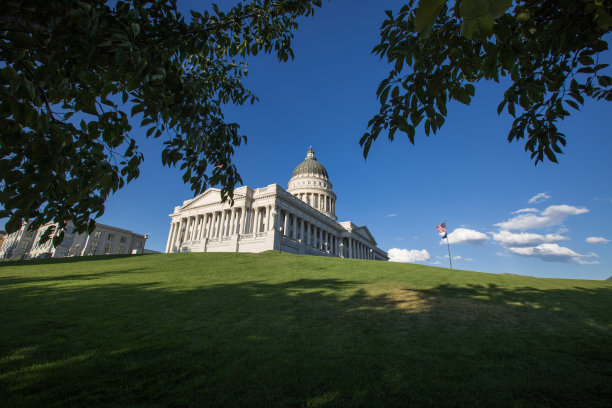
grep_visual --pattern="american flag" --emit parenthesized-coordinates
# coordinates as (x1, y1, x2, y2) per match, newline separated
(436, 223, 447, 239)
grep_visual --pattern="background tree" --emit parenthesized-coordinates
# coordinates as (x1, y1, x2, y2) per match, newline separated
(0, 0, 321, 244)
(360, 0, 612, 164)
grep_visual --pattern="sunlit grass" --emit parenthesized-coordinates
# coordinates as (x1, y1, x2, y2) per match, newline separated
(1, 252, 611, 407)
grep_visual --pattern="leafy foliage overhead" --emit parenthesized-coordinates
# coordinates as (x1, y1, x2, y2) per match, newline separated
(361, 0, 612, 164)
(0, 0, 321, 244)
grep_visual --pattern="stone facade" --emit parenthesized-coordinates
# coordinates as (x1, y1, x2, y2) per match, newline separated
(166, 147, 388, 261)
(0, 222, 147, 260)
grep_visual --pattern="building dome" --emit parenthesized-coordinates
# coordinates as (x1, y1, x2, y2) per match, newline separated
(287, 147, 337, 221)
(291, 146, 329, 179)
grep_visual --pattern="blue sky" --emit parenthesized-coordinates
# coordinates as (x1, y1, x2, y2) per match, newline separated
(5, 1, 612, 280)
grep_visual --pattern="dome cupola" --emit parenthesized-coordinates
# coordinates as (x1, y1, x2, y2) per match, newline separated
(291, 146, 329, 179)
(287, 147, 337, 220)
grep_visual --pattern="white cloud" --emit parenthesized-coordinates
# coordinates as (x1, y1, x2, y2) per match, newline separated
(388, 248, 430, 263)
(492, 230, 569, 247)
(442, 228, 489, 245)
(513, 208, 539, 214)
(506, 244, 599, 264)
(586, 237, 610, 244)
(495, 205, 589, 231)
(429, 261, 442, 265)
(528, 192, 551, 204)
(386, 214, 396, 217)
(541, 205, 588, 218)
(444, 255, 464, 261)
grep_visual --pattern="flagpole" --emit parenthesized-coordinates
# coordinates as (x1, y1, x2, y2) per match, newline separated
(436, 222, 453, 270)
(446, 236, 453, 270)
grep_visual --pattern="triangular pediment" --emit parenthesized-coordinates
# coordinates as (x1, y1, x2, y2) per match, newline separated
(181, 188, 249, 211)
(181, 189, 223, 210)
(353, 226, 377, 245)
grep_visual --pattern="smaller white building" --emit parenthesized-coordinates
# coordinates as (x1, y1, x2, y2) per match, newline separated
(0, 222, 147, 260)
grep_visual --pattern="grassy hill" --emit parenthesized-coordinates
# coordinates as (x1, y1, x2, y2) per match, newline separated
(1, 252, 611, 407)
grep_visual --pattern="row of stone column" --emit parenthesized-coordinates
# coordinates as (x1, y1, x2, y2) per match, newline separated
(278, 207, 339, 255)
(342, 236, 375, 260)
(166, 204, 275, 252)
(277, 207, 374, 259)
(293, 192, 335, 214)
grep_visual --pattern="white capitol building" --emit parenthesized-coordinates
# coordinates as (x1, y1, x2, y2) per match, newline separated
(165, 147, 388, 260)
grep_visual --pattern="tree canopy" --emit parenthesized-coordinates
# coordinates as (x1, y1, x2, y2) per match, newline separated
(0, 0, 320, 243)
(3, 0, 611, 245)
(360, 0, 612, 164)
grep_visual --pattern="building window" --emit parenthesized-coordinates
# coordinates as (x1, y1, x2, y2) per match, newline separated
(108, 233, 114, 241)
(136, 241, 142, 248)
(104, 243, 111, 253)
(21, 240, 30, 249)
(120, 236, 126, 243)
(93, 231, 101, 239)
(91, 242, 99, 252)
(118, 246, 124, 254)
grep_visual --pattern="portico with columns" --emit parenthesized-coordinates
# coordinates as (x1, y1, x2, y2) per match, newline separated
(166, 147, 388, 261)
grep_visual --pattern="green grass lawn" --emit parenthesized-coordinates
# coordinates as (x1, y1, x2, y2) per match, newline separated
(1, 252, 611, 407)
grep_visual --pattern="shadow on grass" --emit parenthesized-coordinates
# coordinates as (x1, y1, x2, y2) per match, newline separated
(0, 269, 151, 286)
(422, 283, 612, 326)
(0, 254, 155, 268)
(1, 276, 611, 407)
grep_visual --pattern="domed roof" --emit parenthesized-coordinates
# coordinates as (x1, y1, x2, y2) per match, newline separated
(291, 147, 329, 179)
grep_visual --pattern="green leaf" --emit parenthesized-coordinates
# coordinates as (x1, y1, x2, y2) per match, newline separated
(460, 0, 507, 39)
(380, 86, 391, 104)
(461, 14, 494, 39)
(578, 54, 595, 66)
(23, 79, 37, 100)
(131, 104, 144, 116)
(465, 83, 475, 96)
(5, 217, 22, 234)
(455, 89, 471, 105)
(487, 0, 511, 19)
(131, 23, 140, 37)
(565, 99, 579, 110)
(544, 147, 558, 163)
(598, 76, 612, 87)
(362, 135, 373, 158)
(414, 0, 446, 36)
(508, 101, 515, 117)
(391, 86, 399, 99)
